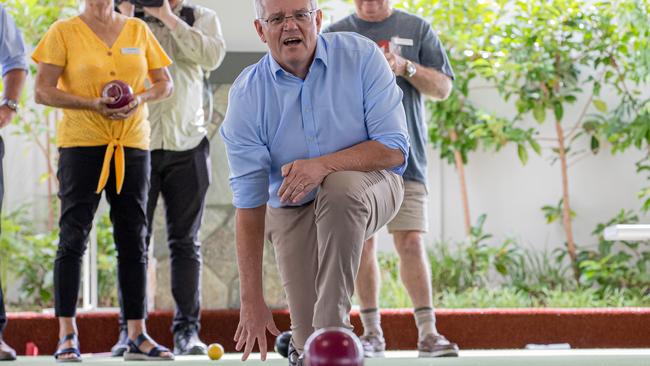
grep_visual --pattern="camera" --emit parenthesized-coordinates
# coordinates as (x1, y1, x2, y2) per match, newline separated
(116, 0, 164, 7)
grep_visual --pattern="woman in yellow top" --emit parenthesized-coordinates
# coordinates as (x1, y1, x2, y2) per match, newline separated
(33, 0, 174, 362)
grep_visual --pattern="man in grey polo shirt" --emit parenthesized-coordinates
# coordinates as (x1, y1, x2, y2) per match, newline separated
(113, 0, 225, 356)
(324, 0, 458, 358)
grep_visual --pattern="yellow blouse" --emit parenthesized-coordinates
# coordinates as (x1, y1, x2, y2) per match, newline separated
(32, 16, 172, 194)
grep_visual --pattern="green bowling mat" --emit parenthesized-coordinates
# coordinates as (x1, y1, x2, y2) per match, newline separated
(14, 349, 650, 365)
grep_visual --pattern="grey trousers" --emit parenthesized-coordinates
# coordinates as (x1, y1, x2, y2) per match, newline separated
(266, 170, 404, 350)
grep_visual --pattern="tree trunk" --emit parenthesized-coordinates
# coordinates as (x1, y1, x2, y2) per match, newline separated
(449, 130, 472, 235)
(554, 120, 580, 282)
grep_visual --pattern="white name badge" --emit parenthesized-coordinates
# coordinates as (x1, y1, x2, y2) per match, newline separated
(121, 47, 142, 55)
(391, 37, 414, 47)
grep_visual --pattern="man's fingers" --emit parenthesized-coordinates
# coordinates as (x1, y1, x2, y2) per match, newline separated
(291, 183, 312, 203)
(235, 329, 247, 351)
(290, 182, 310, 203)
(278, 175, 293, 197)
(281, 181, 303, 203)
(267, 320, 281, 336)
(241, 333, 256, 361)
(234, 323, 243, 341)
(279, 170, 299, 198)
(259, 334, 268, 361)
(281, 162, 293, 177)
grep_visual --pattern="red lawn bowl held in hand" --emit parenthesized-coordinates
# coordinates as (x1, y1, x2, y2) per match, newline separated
(102, 80, 135, 109)
(304, 327, 364, 366)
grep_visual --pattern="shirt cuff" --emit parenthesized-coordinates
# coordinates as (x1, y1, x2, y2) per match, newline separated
(374, 137, 409, 175)
(2, 58, 28, 76)
(231, 179, 270, 209)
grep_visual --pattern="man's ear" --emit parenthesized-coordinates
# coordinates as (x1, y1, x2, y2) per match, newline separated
(315, 9, 323, 33)
(254, 20, 267, 43)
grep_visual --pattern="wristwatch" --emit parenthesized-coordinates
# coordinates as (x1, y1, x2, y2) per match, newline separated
(405, 60, 417, 78)
(1, 99, 18, 112)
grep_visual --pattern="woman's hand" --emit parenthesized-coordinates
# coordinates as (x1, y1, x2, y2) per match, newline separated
(92, 95, 140, 120)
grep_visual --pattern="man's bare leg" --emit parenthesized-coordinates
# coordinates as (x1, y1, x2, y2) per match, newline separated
(393, 231, 437, 339)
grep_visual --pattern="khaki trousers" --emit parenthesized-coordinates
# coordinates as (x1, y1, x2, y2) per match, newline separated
(265, 170, 404, 350)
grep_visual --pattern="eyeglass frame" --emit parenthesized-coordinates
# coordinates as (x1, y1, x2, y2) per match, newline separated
(257, 8, 320, 27)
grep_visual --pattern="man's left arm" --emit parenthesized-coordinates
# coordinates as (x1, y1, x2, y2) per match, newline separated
(0, 69, 27, 128)
(0, 5, 28, 128)
(393, 59, 452, 100)
(144, 1, 226, 70)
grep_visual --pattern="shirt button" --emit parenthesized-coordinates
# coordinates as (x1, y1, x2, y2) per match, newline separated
(107, 51, 113, 56)
(110, 71, 116, 76)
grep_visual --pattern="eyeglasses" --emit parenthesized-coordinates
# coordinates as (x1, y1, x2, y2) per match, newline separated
(258, 9, 319, 27)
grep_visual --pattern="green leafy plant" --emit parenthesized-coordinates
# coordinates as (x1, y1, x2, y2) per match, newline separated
(396, 0, 539, 235)
(0, 206, 58, 309)
(14, 231, 58, 308)
(0, 206, 34, 297)
(3, 0, 78, 230)
(506, 248, 571, 296)
(1, 207, 119, 309)
(492, 0, 650, 281)
(577, 209, 650, 293)
(428, 215, 520, 292)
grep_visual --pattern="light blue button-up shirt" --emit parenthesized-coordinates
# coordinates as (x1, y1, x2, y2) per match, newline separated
(220, 32, 409, 209)
(0, 4, 28, 76)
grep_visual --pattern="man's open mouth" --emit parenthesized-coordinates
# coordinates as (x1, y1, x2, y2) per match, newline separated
(283, 37, 303, 46)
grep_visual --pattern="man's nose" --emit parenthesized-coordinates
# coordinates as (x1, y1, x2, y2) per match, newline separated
(282, 17, 300, 31)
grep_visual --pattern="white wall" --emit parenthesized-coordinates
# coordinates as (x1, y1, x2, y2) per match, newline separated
(192, 0, 266, 52)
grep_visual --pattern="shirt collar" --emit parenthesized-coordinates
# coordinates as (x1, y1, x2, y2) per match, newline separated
(268, 35, 328, 81)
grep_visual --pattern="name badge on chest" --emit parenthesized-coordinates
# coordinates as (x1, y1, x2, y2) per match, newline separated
(121, 47, 142, 55)
(391, 37, 414, 47)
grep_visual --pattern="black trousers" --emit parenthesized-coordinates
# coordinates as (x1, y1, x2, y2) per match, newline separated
(55, 146, 150, 319)
(119, 138, 210, 333)
(0, 137, 5, 335)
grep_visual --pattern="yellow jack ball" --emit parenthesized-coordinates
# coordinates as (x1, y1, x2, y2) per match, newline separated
(207, 343, 224, 361)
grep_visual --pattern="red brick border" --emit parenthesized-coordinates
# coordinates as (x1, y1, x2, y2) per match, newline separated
(4, 308, 650, 355)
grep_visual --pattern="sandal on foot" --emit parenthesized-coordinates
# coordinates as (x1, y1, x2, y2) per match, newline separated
(124, 333, 174, 361)
(54, 333, 81, 363)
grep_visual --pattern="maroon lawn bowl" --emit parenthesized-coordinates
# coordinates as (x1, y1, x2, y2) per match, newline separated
(102, 80, 135, 109)
(304, 327, 364, 366)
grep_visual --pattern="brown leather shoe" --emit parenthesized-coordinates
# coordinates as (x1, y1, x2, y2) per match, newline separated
(418, 333, 459, 357)
(0, 339, 17, 361)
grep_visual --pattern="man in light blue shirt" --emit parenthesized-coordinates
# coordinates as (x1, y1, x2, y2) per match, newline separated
(0, 2, 27, 362)
(220, 0, 409, 364)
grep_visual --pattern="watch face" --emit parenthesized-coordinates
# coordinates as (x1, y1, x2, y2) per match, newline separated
(407, 62, 416, 77)
(2, 99, 18, 111)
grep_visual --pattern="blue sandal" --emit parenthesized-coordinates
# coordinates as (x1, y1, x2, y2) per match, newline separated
(124, 333, 174, 361)
(54, 333, 81, 363)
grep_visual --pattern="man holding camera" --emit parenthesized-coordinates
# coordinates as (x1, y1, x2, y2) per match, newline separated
(113, 0, 225, 357)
